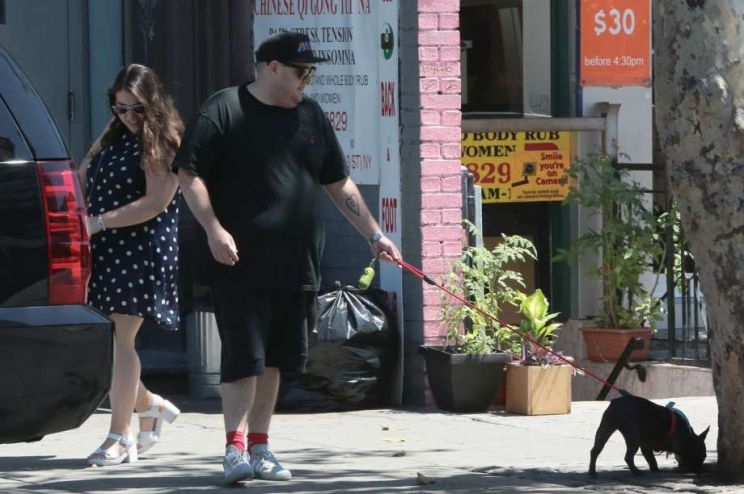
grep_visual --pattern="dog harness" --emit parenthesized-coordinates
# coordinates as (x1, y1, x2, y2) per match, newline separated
(665, 401, 692, 444)
(666, 408, 677, 443)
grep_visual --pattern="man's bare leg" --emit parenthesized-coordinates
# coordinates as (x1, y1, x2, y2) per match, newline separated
(247, 368, 291, 480)
(220, 376, 256, 483)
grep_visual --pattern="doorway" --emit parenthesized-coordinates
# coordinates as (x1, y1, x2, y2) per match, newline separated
(0, 0, 90, 161)
(460, 0, 569, 318)
(482, 202, 551, 325)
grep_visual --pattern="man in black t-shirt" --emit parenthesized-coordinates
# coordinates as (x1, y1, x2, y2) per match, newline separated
(174, 32, 400, 484)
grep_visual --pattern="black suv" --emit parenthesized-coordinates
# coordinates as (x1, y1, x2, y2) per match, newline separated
(0, 44, 112, 443)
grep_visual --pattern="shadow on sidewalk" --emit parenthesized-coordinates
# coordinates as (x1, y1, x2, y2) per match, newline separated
(1, 451, 740, 494)
(477, 464, 738, 492)
(0, 459, 666, 494)
(0, 456, 85, 472)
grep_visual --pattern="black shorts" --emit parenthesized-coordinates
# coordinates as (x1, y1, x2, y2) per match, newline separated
(211, 281, 316, 382)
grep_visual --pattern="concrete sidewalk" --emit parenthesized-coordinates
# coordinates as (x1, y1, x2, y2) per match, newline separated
(0, 396, 739, 493)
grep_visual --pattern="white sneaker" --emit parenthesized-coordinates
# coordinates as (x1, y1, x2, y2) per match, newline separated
(249, 444, 292, 481)
(223, 445, 253, 484)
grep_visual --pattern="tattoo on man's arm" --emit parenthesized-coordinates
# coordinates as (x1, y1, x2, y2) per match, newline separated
(344, 194, 361, 216)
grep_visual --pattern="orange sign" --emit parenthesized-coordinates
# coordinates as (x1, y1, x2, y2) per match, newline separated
(580, 0, 651, 87)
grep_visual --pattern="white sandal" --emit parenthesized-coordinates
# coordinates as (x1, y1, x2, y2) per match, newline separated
(137, 394, 180, 454)
(87, 432, 138, 466)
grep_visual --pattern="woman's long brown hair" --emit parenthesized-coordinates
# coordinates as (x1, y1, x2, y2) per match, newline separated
(101, 64, 183, 173)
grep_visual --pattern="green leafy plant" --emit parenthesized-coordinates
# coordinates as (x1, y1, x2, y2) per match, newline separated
(554, 153, 666, 329)
(440, 221, 537, 355)
(518, 289, 564, 365)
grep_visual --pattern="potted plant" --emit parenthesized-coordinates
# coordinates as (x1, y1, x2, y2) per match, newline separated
(505, 289, 573, 415)
(555, 153, 666, 362)
(420, 222, 536, 412)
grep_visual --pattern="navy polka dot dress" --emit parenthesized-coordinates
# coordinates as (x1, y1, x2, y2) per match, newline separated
(86, 130, 180, 331)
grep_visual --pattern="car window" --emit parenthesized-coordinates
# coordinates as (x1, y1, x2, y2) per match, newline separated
(0, 48, 67, 160)
(0, 99, 32, 161)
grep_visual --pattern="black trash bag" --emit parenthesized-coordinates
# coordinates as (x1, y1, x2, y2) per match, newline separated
(277, 285, 397, 412)
(316, 287, 390, 343)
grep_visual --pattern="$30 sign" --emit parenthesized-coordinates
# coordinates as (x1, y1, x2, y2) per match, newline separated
(580, 0, 650, 87)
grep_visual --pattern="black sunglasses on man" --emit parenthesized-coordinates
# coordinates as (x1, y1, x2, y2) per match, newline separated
(281, 62, 316, 82)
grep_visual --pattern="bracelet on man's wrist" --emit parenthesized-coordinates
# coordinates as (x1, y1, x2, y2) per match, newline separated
(368, 232, 384, 245)
(95, 214, 106, 232)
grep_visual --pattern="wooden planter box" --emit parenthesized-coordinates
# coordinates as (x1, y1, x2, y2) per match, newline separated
(505, 363, 572, 416)
(581, 327, 652, 362)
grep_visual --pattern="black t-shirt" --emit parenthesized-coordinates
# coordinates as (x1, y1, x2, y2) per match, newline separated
(173, 84, 348, 292)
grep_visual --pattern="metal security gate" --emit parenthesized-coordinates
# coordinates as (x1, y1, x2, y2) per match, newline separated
(655, 193, 711, 366)
(618, 163, 711, 367)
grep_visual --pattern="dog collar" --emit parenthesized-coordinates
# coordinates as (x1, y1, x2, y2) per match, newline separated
(666, 409, 677, 443)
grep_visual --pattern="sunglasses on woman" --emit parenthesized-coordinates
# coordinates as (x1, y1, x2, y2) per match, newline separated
(281, 62, 316, 82)
(111, 103, 146, 115)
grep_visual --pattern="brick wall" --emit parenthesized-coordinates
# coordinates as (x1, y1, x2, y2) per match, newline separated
(399, 0, 462, 405)
(417, 0, 463, 346)
(399, 0, 462, 404)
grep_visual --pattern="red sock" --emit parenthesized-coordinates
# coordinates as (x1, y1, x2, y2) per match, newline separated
(226, 430, 245, 452)
(247, 432, 268, 453)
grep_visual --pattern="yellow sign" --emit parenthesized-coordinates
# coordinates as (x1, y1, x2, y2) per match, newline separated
(461, 131, 573, 203)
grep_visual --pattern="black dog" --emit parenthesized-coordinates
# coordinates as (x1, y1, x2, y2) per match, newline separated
(589, 395, 709, 476)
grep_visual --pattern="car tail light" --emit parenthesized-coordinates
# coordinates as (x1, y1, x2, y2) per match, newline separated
(36, 160, 91, 305)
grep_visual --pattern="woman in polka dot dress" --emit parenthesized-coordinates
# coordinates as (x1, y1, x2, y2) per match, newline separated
(78, 64, 183, 466)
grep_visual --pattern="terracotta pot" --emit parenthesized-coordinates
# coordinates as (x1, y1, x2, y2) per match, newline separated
(580, 327, 652, 362)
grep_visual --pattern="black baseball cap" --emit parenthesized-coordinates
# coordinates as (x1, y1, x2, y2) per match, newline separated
(255, 32, 329, 64)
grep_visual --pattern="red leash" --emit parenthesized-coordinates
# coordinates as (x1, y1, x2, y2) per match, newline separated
(395, 258, 629, 396)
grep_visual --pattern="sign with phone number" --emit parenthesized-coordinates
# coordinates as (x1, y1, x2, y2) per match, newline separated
(461, 131, 574, 204)
(254, 2, 393, 185)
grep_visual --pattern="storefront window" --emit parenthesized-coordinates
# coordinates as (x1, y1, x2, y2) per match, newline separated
(461, 0, 523, 114)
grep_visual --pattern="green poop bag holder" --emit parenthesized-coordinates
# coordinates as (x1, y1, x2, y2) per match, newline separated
(357, 258, 377, 289)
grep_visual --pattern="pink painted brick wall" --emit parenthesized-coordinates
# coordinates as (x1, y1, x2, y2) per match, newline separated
(419, 0, 460, 13)
(420, 159, 460, 176)
(417, 0, 463, 346)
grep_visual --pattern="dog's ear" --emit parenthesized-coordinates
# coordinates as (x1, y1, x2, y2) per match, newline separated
(699, 426, 710, 441)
